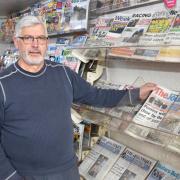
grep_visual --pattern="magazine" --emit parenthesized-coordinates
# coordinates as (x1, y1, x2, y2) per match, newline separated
(103, 148, 157, 180)
(45, 10, 62, 34)
(95, 0, 114, 13)
(146, 162, 180, 180)
(79, 136, 126, 180)
(112, 0, 132, 10)
(61, 0, 90, 32)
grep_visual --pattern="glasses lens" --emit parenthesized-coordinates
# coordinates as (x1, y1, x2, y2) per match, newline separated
(37, 36, 48, 44)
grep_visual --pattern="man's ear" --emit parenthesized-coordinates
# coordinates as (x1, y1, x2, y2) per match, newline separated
(13, 36, 19, 49)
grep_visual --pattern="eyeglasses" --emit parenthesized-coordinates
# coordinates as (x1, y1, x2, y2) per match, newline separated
(18, 35, 48, 44)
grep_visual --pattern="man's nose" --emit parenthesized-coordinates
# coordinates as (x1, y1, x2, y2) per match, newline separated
(31, 38, 39, 47)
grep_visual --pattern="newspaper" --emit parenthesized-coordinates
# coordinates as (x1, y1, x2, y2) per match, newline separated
(156, 46, 180, 62)
(164, 13, 180, 45)
(73, 123, 85, 161)
(125, 123, 172, 146)
(90, 80, 139, 119)
(79, 136, 126, 180)
(138, 11, 174, 46)
(70, 35, 88, 48)
(121, 13, 152, 46)
(103, 148, 157, 180)
(105, 14, 131, 46)
(71, 48, 106, 63)
(166, 135, 180, 154)
(158, 96, 180, 135)
(108, 47, 136, 58)
(85, 16, 114, 47)
(133, 47, 160, 61)
(146, 162, 180, 180)
(132, 86, 179, 129)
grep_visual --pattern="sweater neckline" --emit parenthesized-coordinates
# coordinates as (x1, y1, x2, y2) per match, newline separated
(14, 61, 47, 77)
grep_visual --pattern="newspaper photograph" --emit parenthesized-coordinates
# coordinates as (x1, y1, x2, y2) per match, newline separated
(79, 136, 126, 180)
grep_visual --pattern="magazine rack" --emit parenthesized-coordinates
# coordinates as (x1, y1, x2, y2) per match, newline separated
(73, 76, 180, 170)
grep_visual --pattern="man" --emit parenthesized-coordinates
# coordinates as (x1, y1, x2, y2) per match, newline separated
(0, 16, 156, 180)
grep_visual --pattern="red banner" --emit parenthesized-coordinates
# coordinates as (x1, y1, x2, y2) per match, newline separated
(163, 0, 176, 9)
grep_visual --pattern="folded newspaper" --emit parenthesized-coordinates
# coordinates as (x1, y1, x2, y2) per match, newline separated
(146, 162, 180, 180)
(79, 136, 126, 180)
(103, 148, 157, 180)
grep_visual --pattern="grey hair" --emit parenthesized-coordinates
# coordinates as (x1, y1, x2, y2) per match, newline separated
(14, 16, 48, 37)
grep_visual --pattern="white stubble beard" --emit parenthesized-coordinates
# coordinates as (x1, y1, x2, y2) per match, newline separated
(19, 50, 44, 65)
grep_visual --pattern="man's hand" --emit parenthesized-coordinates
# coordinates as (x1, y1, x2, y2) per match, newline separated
(139, 83, 157, 101)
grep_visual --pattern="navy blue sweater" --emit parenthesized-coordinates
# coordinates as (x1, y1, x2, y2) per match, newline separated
(0, 60, 139, 179)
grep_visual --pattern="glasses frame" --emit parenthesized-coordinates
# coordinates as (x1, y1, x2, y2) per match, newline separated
(18, 35, 48, 45)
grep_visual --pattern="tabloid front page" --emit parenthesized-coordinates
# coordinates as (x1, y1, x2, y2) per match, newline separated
(132, 86, 179, 129)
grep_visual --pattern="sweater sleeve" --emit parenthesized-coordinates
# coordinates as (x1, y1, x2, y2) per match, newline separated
(64, 67, 140, 107)
(0, 82, 23, 180)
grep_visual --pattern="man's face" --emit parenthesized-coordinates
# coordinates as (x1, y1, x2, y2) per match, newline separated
(14, 24, 48, 66)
